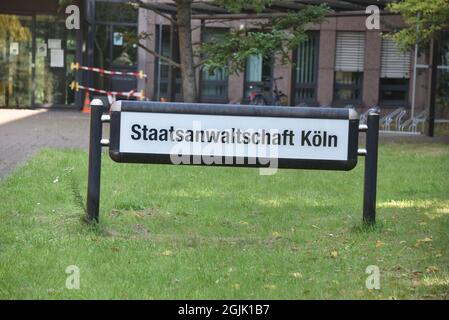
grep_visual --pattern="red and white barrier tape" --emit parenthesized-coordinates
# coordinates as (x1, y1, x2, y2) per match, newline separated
(69, 81, 144, 100)
(71, 62, 147, 79)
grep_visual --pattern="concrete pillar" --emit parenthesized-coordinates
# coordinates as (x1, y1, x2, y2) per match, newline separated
(317, 19, 337, 106)
(411, 51, 430, 113)
(138, 8, 154, 99)
(228, 22, 245, 104)
(363, 31, 382, 108)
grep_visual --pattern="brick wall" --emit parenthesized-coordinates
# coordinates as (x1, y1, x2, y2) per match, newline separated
(138, 8, 430, 112)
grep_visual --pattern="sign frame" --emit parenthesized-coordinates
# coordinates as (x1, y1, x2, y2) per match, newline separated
(108, 101, 360, 171)
(86, 99, 379, 226)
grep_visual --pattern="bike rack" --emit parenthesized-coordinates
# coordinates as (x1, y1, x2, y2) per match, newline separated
(400, 110, 428, 133)
(380, 108, 404, 131)
(395, 109, 407, 131)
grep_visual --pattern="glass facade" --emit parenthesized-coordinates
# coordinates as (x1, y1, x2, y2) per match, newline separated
(293, 32, 319, 105)
(379, 78, 409, 106)
(0, 15, 32, 107)
(93, 1, 138, 95)
(154, 24, 182, 102)
(334, 71, 363, 104)
(244, 53, 272, 103)
(200, 28, 228, 103)
(0, 13, 77, 108)
(35, 15, 77, 106)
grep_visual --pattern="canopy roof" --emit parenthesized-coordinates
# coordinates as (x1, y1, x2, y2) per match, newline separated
(138, 0, 394, 19)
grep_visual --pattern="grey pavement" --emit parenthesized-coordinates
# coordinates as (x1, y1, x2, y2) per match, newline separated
(0, 109, 93, 178)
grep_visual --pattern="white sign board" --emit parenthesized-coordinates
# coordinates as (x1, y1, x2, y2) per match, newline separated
(119, 112, 349, 161)
(109, 102, 359, 171)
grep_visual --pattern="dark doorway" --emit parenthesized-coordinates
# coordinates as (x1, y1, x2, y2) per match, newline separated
(93, 1, 138, 96)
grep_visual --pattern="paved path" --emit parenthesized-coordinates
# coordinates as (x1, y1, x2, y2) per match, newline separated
(0, 109, 92, 178)
(0, 108, 448, 179)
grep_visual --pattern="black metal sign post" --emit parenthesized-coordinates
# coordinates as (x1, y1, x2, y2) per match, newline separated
(86, 100, 103, 223)
(362, 109, 380, 225)
(86, 100, 379, 225)
(86, 99, 109, 223)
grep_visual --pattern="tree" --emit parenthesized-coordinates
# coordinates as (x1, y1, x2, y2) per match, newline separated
(386, 0, 449, 50)
(130, 0, 329, 102)
(0, 15, 31, 41)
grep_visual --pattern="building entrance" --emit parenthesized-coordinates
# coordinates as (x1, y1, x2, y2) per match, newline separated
(0, 13, 76, 108)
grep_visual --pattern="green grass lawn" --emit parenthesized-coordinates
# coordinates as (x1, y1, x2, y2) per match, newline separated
(0, 143, 448, 299)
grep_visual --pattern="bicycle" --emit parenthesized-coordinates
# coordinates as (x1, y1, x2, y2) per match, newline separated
(248, 76, 288, 106)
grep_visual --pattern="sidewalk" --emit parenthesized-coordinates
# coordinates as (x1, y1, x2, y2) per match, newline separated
(0, 109, 92, 178)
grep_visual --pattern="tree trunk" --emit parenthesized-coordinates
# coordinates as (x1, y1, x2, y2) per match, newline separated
(175, 0, 198, 102)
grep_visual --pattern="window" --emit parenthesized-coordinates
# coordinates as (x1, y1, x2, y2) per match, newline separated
(200, 28, 228, 103)
(379, 78, 409, 104)
(244, 53, 272, 103)
(111, 25, 137, 69)
(93, 1, 138, 95)
(293, 32, 319, 105)
(334, 72, 363, 102)
(154, 25, 182, 101)
(379, 38, 411, 106)
(334, 32, 365, 104)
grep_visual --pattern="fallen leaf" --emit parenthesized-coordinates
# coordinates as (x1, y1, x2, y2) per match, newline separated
(426, 266, 440, 273)
(376, 240, 385, 248)
(435, 253, 442, 258)
(272, 232, 282, 239)
(232, 283, 240, 290)
(415, 236, 433, 248)
(239, 221, 249, 225)
(290, 272, 303, 279)
(330, 251, 338, 259)
(411, 270, 423, 278)
(264, 284, 277, 290)
(161, 250, 172, 256)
